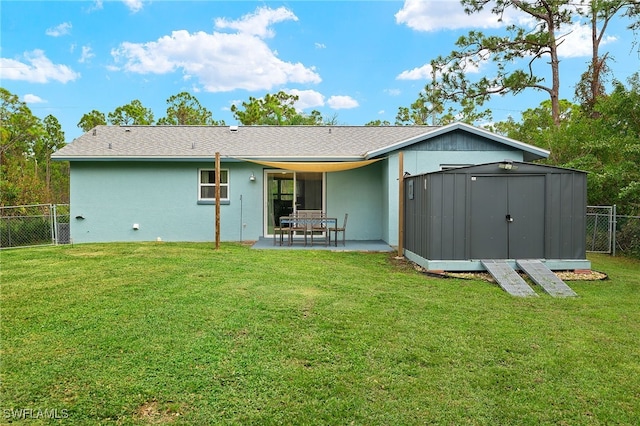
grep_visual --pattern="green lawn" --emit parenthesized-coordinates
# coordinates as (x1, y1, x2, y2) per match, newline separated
(1, 243, 639, 425)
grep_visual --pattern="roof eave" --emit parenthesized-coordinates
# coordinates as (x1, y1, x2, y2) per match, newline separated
(365, 122, 549, 160)
(51, 155, 366, 162)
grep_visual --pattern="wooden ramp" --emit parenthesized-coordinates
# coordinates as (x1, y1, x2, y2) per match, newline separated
(481, 260, 538, 297)
(516, 259, 578, 297)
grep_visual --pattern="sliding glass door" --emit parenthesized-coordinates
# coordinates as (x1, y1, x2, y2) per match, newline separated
(265, 171, 324, 235)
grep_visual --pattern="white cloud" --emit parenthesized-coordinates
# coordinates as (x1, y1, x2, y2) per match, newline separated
(46, 22, 72, 37)
(110, 7, 321, 92)
(397, 63, 435, 80)
(86, 1, 103, 13)
(327, 95, 359, 109)
(79, 46, 95, 63)
(385, 88, 401, 96)
(214, 6, 297, 38)
(23, 94, 46, 104)
(315, 42, 326, 49)
(0, 50, 80, 83)
(288, 89, 325, 110)
(558, 21, 617, 58)
(395, 0, 512, 32)
(398, 53, 484, 81)
(395, 0, 609, 61)
(122, 0, 143, 13)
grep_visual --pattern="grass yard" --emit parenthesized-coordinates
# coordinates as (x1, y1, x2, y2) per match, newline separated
(1, 243, 639, 425)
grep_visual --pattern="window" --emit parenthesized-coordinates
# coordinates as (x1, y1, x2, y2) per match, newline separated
(199, 169, 229, 201)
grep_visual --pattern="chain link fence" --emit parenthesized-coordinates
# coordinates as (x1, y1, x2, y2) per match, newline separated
(586, 206, 614, 253)
(586, 205, 640, 258)
(0, 204, 70, 249)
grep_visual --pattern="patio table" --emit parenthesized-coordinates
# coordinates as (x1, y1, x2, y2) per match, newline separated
(279, 216, 338, 246)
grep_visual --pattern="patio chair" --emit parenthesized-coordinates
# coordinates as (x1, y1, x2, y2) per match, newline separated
(271, 214, 288, 246)
(331, 213, 348, 246)
(288, 211, 308, 246)
(309, 211, 329, 246)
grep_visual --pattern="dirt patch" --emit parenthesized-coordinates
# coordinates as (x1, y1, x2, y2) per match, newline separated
(389, 254, 420, 273)
(135, 400, 183, 424)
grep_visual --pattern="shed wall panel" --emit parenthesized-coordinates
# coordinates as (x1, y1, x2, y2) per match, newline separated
(453, 174, 468, 259)
(403, 162, 587, 265)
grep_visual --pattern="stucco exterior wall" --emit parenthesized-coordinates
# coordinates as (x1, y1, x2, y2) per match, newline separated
(325, 161, 384, 241)
(70, 161, 262, 243)
(70, 160, 387, 243)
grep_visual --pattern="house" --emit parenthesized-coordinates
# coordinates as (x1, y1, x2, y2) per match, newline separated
(52, 122, 550, 246)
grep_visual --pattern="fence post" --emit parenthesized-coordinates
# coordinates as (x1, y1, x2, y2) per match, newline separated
(52, 204, 59, 245)
(612, 204, 617, 257)
(49, 204, 55, 245)
(592, 213, 598, 252)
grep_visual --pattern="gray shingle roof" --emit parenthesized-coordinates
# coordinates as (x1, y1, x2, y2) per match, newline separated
(51, 123, 549, 161)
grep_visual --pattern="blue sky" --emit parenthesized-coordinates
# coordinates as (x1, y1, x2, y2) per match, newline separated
(1, 0, 638, 142)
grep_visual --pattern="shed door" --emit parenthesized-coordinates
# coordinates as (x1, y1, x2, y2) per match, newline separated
(470, 175, 545, 259)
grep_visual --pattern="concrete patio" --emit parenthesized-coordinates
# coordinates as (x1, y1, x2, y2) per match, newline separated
(251, 237, 395, 252)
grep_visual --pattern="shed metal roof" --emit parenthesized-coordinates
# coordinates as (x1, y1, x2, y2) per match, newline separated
(51, 122, 550, 161)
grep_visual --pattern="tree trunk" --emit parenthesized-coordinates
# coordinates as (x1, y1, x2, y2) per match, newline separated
(548, 17, 561, 126)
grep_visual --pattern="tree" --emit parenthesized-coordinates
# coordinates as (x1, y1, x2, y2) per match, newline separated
(77, 110, 107, 132)
(395, 87, 492, 126)
(428, 0, 579, 126)
(429, 1, 639, 126)
(0, 89, 69, 205)
(107, 99, 154, 126)
(574, 0, 640, 115)
(37, 115, 67, 199)
(365, 119, 392, 126)
(157, 92, 225, 125)
(493, 74, 640, 214)
(0, 88, 46, 205)
(587, 74, 640, 213)
(1, 88, 42, 168)
(323, 113, 341, 126)
(395, 92, 434, 125)
(231, 91, 323, 125)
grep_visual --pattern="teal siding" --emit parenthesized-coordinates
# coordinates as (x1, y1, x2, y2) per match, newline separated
(326, 161, 384, 240)
(381, 159, 390, 244)
(401, 150, 524, 175)
(70, 161, 262, 243)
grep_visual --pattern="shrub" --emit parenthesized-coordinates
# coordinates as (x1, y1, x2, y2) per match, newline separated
(616, 216, 640, 259)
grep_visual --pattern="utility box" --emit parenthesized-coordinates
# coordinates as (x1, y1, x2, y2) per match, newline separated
(403, 161, 589, 271)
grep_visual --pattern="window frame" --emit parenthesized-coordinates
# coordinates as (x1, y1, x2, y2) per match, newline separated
(198, 168, 230, 204)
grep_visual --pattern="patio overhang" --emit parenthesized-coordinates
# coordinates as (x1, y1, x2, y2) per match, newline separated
(239, 158, 382, 172)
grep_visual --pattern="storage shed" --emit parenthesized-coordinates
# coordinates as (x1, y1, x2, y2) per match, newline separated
(403, 161, 591, 272)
